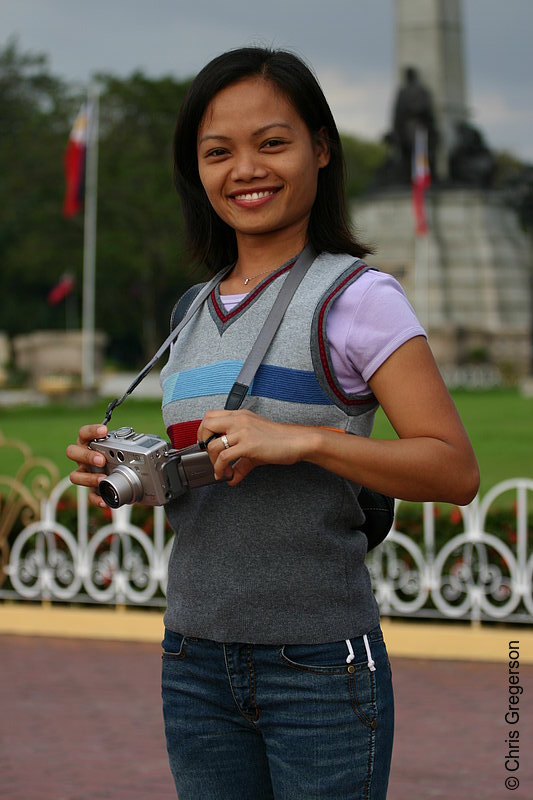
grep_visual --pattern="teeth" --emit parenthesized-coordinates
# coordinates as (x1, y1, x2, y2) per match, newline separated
(235, 190, 275, 200)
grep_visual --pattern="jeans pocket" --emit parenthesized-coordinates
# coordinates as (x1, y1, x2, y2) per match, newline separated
(348, 665, 378, 729)
(279, 640, 354, 675)
(161, 629, 188, 661)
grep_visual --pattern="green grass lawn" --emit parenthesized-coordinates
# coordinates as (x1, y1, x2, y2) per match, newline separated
(1, 389, 532, 500)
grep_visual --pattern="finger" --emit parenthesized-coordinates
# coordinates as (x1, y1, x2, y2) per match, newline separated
(88, 490, 107, 508)
(69, 468, 105, 490)
(198, 409, 250, 441)
(66, 443, 107, 470)
(77, 424, 108, 446)
(210, 434, 236, 478)
(226, 457, 255, 486)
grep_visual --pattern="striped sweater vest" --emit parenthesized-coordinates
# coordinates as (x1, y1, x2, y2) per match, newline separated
(159, 251, 381, 643)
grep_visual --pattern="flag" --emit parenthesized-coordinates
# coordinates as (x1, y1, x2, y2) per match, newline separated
(63, 104, 89, 217)
(411, 127, 431, 236)
(48, 273, 75, 305)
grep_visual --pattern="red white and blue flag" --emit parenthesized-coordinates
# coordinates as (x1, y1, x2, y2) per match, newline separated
(411, 127, 431, 236)
(63, 104, 89, 217)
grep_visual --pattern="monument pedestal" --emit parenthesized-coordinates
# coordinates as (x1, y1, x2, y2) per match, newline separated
(352, 188, 533, 378)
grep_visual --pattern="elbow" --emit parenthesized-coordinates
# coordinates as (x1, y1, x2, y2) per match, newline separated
(451, 460, 480, 507)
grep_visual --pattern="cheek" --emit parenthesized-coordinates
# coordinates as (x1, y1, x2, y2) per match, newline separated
(197, 168, 220, 207)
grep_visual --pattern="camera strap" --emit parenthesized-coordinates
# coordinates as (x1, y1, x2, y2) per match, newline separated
(102, 245, 316, 424)
(102, 264, 234, 424)
(224, 244, 316, 410)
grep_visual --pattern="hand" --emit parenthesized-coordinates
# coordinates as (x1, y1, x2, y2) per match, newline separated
(65, 424, 109, 507)
(197, 409, 310, 486)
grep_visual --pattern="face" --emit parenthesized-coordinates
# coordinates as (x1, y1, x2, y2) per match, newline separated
(196, 77, 330, 250)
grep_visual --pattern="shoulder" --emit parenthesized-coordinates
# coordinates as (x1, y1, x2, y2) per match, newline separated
(333, 269, 411, 309)
(323, 267, 418, 327)
(170, 282, 207, 331)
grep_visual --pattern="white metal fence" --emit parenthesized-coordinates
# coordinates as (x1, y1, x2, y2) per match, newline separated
(1, 464, 532, 623)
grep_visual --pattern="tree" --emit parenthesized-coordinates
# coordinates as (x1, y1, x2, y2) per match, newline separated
(340, 133, 386, 197)
(0, 40, 83, 336)
(0, 41, 388, 370)
(0, 43, 199, 366)
(92, 71, 201, 364)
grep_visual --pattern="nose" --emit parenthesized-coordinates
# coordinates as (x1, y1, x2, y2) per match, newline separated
(230, 148, 268, 182)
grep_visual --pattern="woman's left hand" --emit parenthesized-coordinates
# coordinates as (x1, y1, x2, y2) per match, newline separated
(197, 409, 310, 486)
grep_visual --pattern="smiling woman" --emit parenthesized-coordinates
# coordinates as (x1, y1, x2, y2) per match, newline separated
(195, 78, 330, 289)
(66, 45, 479, 800)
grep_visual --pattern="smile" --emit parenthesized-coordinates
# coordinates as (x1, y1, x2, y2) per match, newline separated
(233, 190, 277, 201)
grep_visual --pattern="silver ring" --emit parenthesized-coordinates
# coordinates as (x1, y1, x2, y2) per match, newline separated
(221, 434, 230, 450)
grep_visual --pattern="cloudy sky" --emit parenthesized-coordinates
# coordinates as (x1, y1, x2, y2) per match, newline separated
(3, 0, 533, 160)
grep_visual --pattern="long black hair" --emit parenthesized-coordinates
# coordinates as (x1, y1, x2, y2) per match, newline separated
(173, 47, 370, 270)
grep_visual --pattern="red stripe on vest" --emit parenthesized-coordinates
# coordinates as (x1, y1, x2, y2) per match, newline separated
(167, 419, 202, 449)
(317, 266, 376, 407)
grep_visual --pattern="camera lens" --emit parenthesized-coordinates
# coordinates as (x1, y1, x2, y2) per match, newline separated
(99, 481, 120, 508)
(99, 466, 144, 508)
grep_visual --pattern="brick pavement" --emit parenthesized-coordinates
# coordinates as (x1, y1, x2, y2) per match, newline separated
(1, 635, 531, 799)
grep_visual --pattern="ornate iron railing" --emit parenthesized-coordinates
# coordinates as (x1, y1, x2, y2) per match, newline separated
(0, 432, 531, 622)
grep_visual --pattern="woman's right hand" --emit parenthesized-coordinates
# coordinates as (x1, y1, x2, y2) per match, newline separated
(66, 424, 109, 507)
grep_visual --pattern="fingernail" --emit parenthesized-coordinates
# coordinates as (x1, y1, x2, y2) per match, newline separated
(94, 455, 106, 466)
(96, 426, 107, 436)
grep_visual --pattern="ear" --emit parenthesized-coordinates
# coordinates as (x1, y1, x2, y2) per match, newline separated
(315, 127, 331, 168)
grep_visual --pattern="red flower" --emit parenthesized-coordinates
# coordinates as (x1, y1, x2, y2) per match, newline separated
(449, 507, 462, 525)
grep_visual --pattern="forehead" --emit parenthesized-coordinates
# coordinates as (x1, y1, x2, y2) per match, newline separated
(198, 77, 302, 136)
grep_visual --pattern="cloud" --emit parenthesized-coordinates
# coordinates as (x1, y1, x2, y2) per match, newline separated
(469, 91, 533, 161)
(318, 69, 393, 141)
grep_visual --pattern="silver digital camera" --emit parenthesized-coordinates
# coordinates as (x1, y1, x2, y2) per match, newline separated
(89, 426, 217, 508)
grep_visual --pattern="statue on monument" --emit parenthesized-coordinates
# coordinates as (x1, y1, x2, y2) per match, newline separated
(376, 66, 438, 185)
(448, 120, 496, 187)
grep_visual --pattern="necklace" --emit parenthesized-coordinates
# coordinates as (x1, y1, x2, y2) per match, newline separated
(239, 254, 298, 286)
(242, 268, 275, 286)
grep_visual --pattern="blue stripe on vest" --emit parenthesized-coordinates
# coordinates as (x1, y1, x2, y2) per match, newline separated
(162, 360, 243, 405)
(251, 364, 333, 405)
(162, 360, 333, 407)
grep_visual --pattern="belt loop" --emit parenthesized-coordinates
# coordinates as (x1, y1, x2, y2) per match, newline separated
(363, 634, 376, 672)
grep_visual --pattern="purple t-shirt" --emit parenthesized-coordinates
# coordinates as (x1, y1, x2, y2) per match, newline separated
(220, 270, 426, 394)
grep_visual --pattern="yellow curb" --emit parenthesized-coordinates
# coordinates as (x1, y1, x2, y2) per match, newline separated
(380, 618, 533, 664)
(0, 604, 165, 643)
(0, 604, 532, 663)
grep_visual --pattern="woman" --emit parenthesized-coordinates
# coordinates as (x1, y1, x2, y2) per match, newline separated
(67, 47, 479, 799)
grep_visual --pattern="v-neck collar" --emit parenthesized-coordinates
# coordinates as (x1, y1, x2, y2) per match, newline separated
(208, 256, 297, 334)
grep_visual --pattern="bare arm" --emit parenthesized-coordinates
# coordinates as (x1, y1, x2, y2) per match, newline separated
(198, 337, 480, 505)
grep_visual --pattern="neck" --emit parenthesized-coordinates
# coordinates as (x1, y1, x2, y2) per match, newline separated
(233, 225, 308, 278)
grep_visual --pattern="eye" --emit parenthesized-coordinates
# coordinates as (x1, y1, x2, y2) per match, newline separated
(262, 138, 286, 149)
(202, 147, 229, 160)
(204, 147, 229, 158)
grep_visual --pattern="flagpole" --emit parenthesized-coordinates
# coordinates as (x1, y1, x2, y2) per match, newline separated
(81, 85, 99, 391)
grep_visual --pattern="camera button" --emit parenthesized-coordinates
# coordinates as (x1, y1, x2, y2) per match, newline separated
(115, 427, 134, 438)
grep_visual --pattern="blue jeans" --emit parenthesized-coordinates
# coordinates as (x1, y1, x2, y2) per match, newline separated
(161, 625, 394, 799)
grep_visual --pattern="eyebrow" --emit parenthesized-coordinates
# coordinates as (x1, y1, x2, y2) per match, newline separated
(198, 121, 293, 145)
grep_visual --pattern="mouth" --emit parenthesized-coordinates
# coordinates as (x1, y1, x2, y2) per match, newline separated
(229, 188, 281, 206)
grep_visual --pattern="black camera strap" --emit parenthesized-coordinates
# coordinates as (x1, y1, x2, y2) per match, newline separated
(102, 263, 234, 425)
(102, 245, 316, 424)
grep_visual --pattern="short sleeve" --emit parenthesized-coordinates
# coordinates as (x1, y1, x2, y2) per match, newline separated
(326, 271, 427, 395)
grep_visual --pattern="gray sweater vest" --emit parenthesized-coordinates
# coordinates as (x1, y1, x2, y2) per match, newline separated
(160, 252, 381, 644)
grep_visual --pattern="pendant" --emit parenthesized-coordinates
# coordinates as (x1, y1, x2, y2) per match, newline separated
(244, 278, 250, 285)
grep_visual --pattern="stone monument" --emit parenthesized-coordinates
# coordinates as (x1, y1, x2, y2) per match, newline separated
(353, 0, 533, 380)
